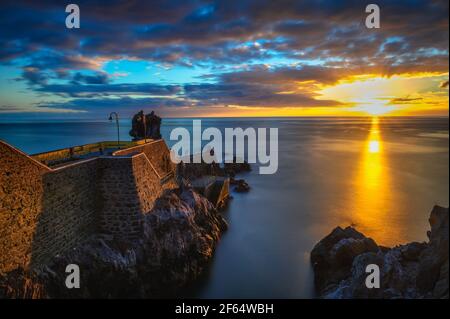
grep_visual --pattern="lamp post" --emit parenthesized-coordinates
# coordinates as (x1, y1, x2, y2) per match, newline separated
(108, 112, 120, 149)
(142, 113, 147, 143)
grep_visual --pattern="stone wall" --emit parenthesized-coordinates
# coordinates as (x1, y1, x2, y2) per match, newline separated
(0, 141, 49, 273)
(30, 159, 100, 267)
(132, 153, 171, 213)
(113, 140, 174, 177)
(0, 140, 102, 272)
(97, 153, 177, 240)
(1, 139, 177, 274)
(97, 157, 144, 240)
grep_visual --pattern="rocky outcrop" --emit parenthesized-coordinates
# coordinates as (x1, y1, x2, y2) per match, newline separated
(0, 187, 227, 298)
(177, 156, 251, 181)
(176, 159, 223, 181)
(223, 158, 252, 177)
(311, 205, 449, 299)
(230, 178, 250, 193)
(178, 156, 252, 198)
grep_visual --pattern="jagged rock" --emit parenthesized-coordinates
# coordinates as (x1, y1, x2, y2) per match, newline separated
(0, 187, 227, 298)
(310, 226, 380, 295)
(177, 160, 224, 180)
(224, 158, 251, 177)
(416, 205, 449, 295)
(177, 155, 251, 198)
(177, 157, 251, 182)
(0, 268, 47, 299)
(400, 242, 427, 261)
(231, 178, 250, 193)
(311, 205, 449, 299)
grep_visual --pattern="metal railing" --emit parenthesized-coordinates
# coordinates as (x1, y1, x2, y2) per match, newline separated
(31, 140, 146, 166)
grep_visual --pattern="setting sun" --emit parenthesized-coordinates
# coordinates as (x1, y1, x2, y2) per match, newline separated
(369, 140, 380, 153)
(318, 74, 449, 117)
(359, 103, 394, 116)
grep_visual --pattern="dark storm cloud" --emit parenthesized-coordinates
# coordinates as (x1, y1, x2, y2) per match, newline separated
(1, 0, 447, 65)
(33, 64, 345, 108)
(184, 82, 341, 107)
(182, 64, 346, 107)
(217, 64, 343, 85)
(36, 83, 182, 98)
(20, 67, 49, 86)
(25, 52, 101, 71)
(0, 0, 448, 112)
(36, 96, 190, 114)
(72, 72, 110, 85)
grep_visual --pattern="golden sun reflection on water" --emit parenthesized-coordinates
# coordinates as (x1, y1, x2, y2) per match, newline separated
(349, 117, 402, 246)
(368, 140, 380, 153)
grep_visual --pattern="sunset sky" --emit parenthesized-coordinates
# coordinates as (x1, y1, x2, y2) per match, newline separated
(0, 0, 448, 120)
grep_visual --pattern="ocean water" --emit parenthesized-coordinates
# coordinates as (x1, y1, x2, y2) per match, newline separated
(0, 117, 448, 298)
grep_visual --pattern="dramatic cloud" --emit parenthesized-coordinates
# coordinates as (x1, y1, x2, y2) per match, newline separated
(389, 97, 423, 105)
(20, 67, 49, 86)
(36, 83, 182, 98)
(0, 0, 448, 116)
(72, 72, 110, 85)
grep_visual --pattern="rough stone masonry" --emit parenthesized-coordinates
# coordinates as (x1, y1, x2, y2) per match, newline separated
(0, 139, 177, 274)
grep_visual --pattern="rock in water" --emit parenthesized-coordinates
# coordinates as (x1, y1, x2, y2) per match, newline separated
(224, 158, 251, 177)
(0, 187, 227, 298)
(310, 205, 449, 299)
(310, 226, 379, 296)
(311, 206, 449, 299)
(231, 178, 250, 193)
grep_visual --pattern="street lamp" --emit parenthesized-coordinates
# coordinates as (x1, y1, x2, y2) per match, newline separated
(142, 113, 147, 143)
(108, 112, 120, 149)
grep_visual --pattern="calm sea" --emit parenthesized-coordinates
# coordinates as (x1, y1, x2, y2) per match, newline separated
(0, 117, 448, 298)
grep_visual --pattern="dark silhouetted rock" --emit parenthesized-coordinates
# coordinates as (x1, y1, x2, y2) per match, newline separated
(230, 178, 250, 193)
(310, 226, 380, 295)
(311, 205, 449, 299)
(224, 157, 251, 177)
(177, 155, 252, 198)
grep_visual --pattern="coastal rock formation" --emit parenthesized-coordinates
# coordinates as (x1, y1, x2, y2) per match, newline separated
(224, 158, 252, 177)
(177, 155, 252, 181)
(310, 205, 449, 299)
(231, 178, 250, 193)
(177, 160, 223, 181)
(0, 187, 227, 298)
(178, 156, 252, 195)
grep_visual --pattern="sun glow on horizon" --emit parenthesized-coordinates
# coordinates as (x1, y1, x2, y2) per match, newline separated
(227, 73, 449, 118)
(318, 74, 449, 117)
